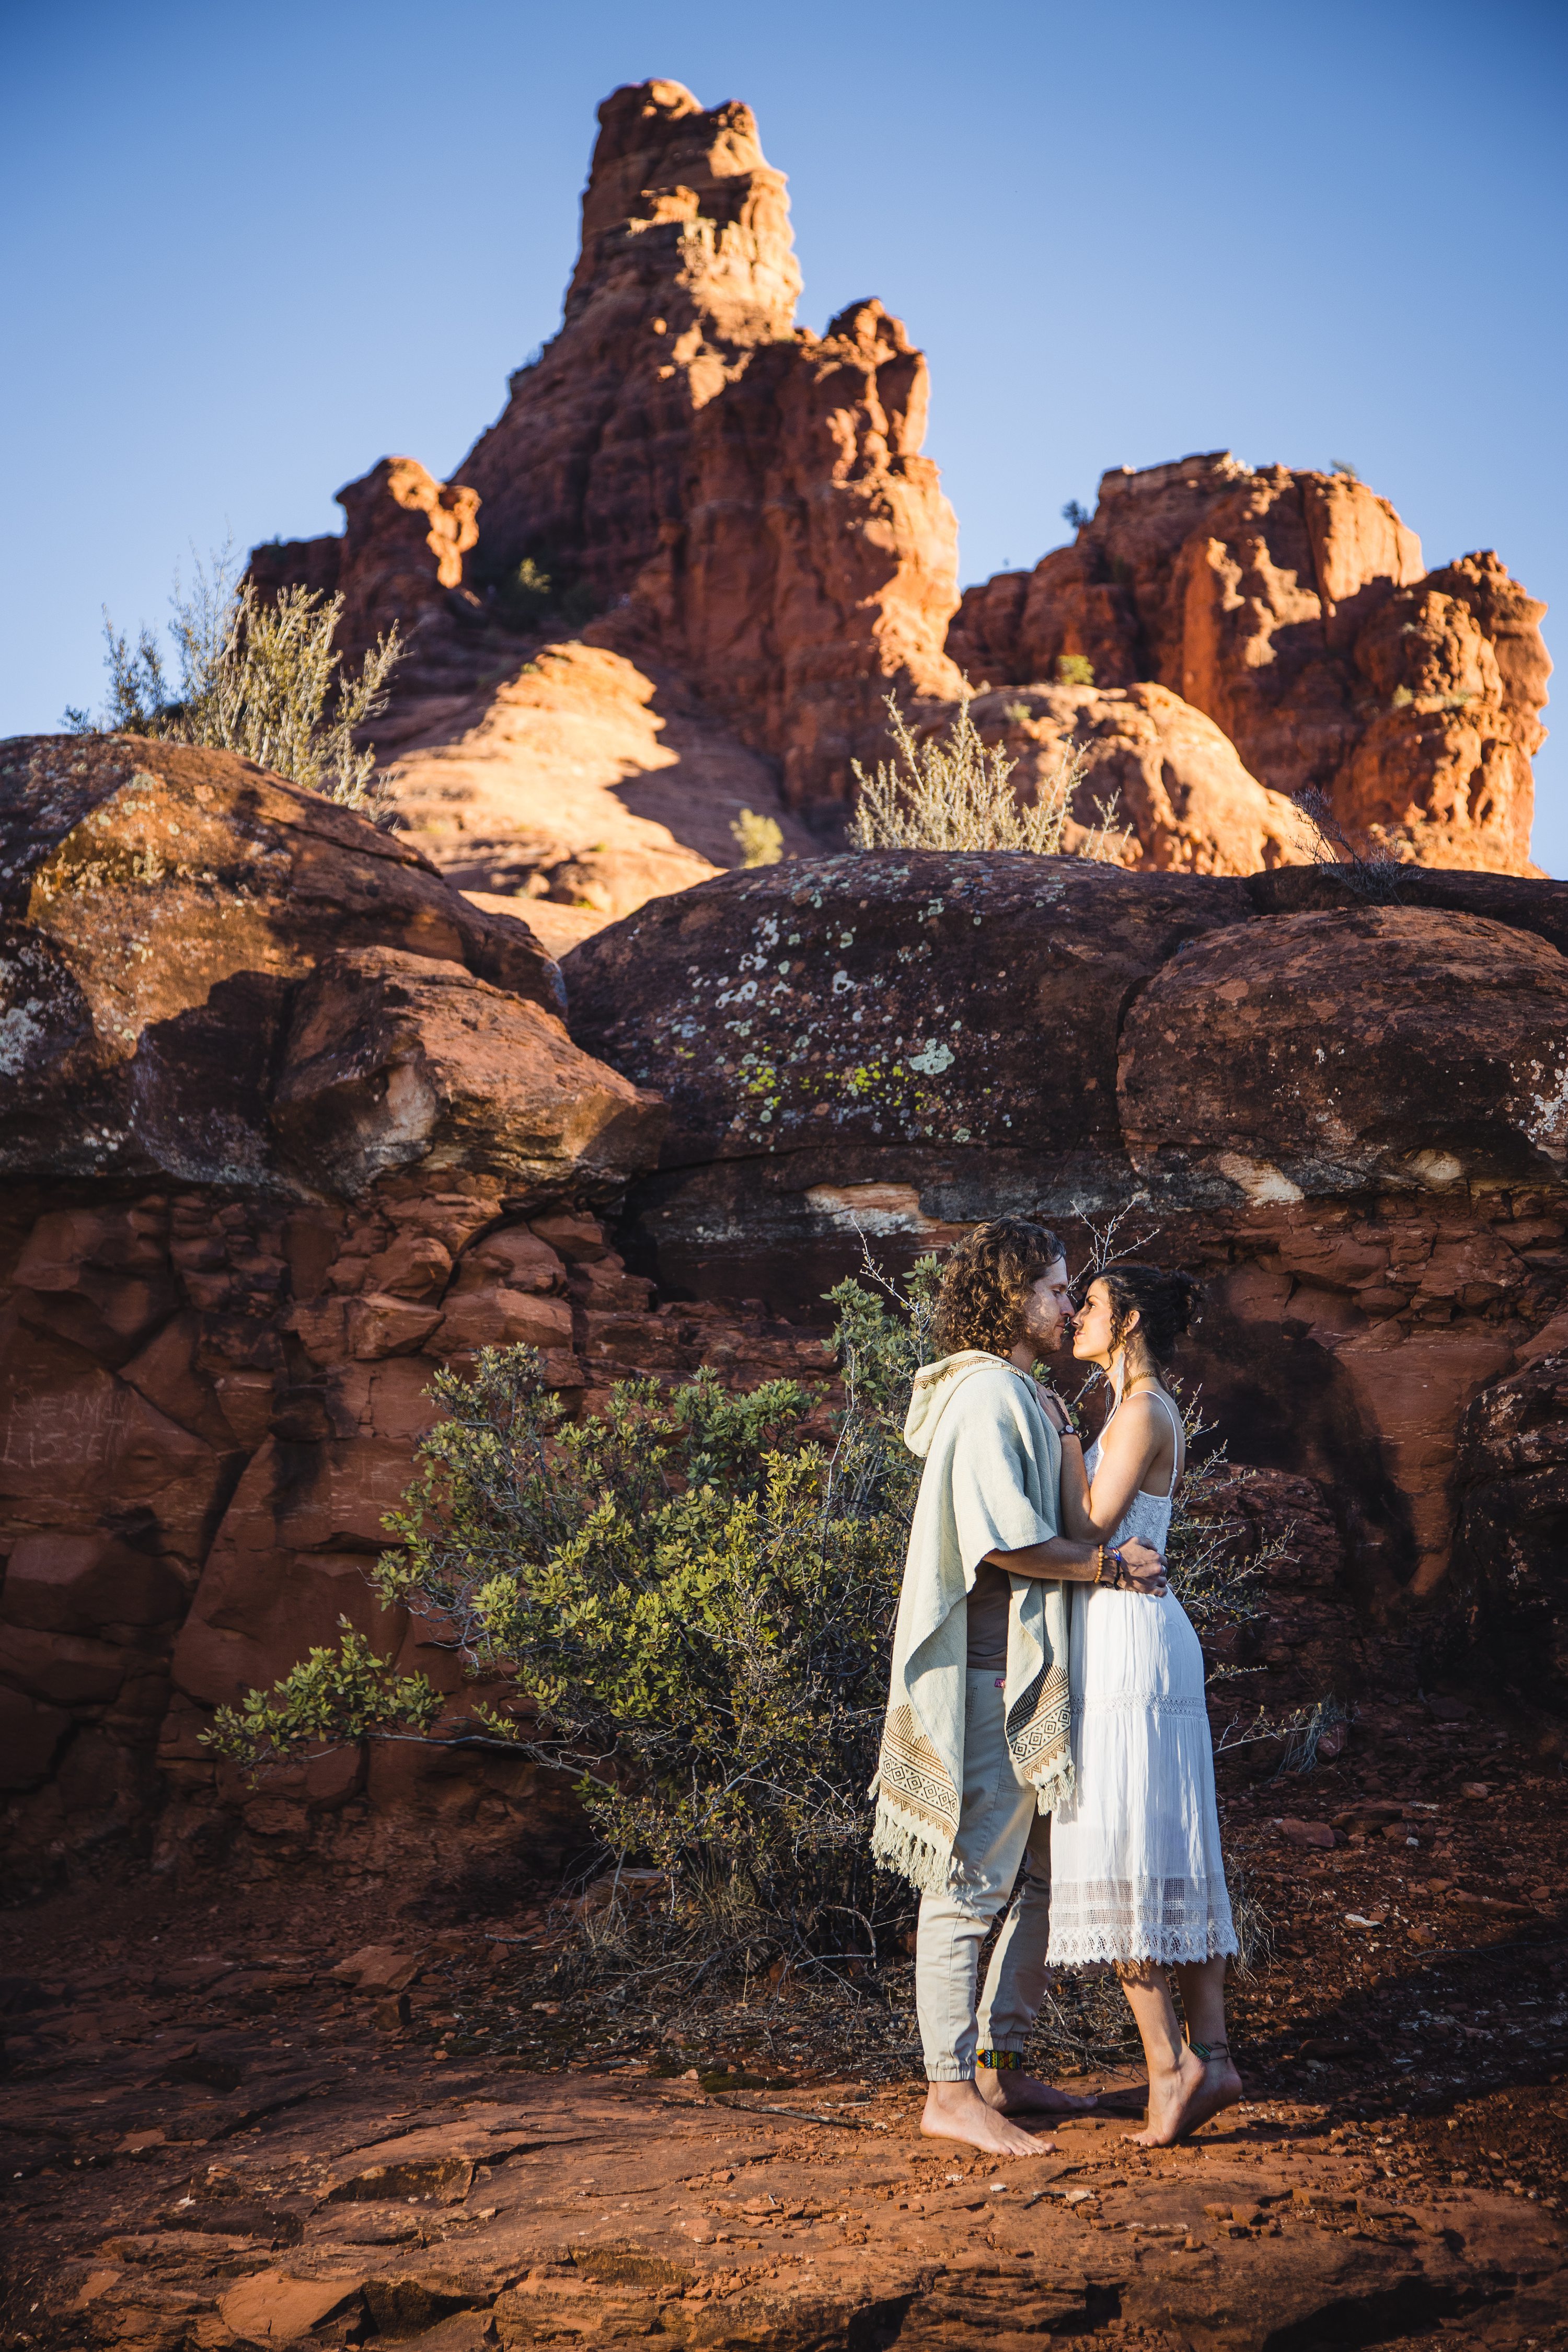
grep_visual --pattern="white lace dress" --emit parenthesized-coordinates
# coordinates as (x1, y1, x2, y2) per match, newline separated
(1045, 1390, 1237, 1967)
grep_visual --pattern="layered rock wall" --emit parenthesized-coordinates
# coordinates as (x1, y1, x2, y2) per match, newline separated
(0, 736, 820, 1882)
(5, 733, 1565, 1875)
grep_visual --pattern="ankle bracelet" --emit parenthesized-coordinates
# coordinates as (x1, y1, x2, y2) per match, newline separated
(1186, 2038, 1229, 2061)
(977, 2049, 1024, 2070)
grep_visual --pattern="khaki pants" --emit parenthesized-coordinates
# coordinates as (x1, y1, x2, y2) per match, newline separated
(915, 1668, 1053, 2081)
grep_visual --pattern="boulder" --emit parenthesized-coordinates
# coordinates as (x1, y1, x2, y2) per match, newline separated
(963, 682, 1315, 875)
(271, 946, 666, 1203)
(1118, 906, 1568, 1205)
(0, 734, 562, 1183)
(564, 850, 1252, 1199)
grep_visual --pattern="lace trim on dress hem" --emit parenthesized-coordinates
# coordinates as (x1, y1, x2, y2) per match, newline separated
(1048, 1925, 1240, 1966)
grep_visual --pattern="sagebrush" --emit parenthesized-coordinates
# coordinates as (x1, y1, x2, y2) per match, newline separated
(66, 545, 401, 811)
(848, 691, 1123, 858)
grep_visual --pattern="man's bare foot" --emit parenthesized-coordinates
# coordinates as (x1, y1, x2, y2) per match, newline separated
(1125, 2044, 1210, 2147)
(921, 2081, 1056, 2158)
(976, 2067, 1097, 2117)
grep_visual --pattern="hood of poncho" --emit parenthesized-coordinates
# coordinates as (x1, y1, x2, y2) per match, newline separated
(904, 1350, 1023, 1459)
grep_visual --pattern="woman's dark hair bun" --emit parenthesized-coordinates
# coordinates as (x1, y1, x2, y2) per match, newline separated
(1098, 1263, 1201, 1363)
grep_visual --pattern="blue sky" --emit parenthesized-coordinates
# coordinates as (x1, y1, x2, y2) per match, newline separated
(4, 0, 1563, 864)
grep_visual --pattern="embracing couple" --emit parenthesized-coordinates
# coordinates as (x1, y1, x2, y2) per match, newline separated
(871, 1217, 1240, 2156)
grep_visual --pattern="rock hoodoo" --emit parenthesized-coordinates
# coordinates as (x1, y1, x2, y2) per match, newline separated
(246, 82, 1552, 919)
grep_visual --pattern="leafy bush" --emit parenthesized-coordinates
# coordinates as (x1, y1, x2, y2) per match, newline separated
(208, 1264, 937, 1969)
(1055, 653, 1095, 687)
(848, 692, 1123, 858)
(1062, 498, 1091, 531)
(730, 808, 785, 867)
(65, 546, 400, 812)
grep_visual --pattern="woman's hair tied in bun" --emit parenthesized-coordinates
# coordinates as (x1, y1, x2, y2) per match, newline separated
(1098, 1262, 1201, 1364)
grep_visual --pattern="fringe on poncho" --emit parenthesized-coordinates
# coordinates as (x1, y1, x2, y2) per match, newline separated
(870, 1351, 1074, 1896)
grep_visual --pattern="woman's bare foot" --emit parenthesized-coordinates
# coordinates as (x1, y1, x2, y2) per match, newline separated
(976, 2067, 1097, 2117)
(1182, 2049, 1243, 2134)
(921, 2081, 1056, 2158)
(1125, 2044, 1210, 2147)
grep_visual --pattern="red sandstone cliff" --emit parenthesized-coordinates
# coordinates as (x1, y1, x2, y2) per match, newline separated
(947, 452, 1550, 875)
(0, 736, 826, 1879)
(248, 93, 1548, 893)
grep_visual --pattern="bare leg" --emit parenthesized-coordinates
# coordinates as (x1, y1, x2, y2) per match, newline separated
(921, 2079, 1056, 2158)
(1115, 1963, 1209, 2147)
(1171, 1957, 1241, 2129)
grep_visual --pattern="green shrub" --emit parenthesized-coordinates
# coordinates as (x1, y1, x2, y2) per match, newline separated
(730, 809, 785, 867)
(206, 1264, 937, 1965)
(65, 546, 400, 812)
(494, 555, 555, 628)
(1055, 653, 1095, 687)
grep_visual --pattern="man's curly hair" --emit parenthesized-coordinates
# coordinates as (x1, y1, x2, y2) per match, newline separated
(931, 1217, 1067, 1358)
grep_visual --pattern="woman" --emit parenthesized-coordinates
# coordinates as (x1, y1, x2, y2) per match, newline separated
(1046, 1263, 1242, 2145)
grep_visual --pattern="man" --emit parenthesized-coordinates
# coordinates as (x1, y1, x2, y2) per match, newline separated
(870, 1218, 1167, 2158)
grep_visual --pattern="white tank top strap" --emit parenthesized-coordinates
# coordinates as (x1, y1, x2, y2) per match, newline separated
(1154, 1388, 1183, 1497)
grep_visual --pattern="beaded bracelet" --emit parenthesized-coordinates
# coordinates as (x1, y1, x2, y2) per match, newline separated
(977, 2049, 1025, 2070)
